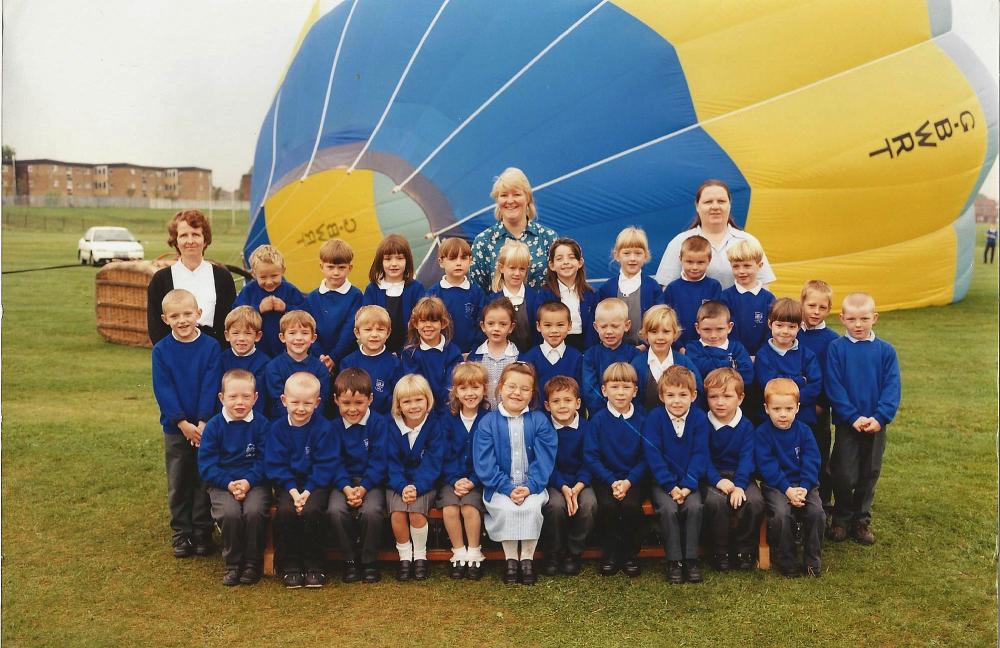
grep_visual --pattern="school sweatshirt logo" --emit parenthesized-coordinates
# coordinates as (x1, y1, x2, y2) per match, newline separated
(304, 445, 311, 457)
(754, 311, 765, 324)
(464, 302, 475, 316)
(794, 446, 801, 460)
(363, 437, 369, 449)
(244, 443, 257, 458)
(375, 379, 385, 393)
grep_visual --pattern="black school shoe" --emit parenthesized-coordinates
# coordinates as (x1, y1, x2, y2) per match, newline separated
(222, 567, 240, 587)
(665, 561, 684, 584)
(621, 558, 642, 578)
(502, 559, 520, 585)
(684, 559, 703, 583)
(304, 570, 327, 588)
(519, 559, 537, 585)
(239, 564, 262, 585)
(735, 552, 756, 571)
(713, 552, 731, 572)
(598, 556, 620, 577)
(413, 559, 429, 580)
(362, 563, 381, 583)
(539, 553, 560, 577)
(396, 560, 413, 582)
(172, 536, 194, 559)
(560, 553, 582, 576)
(283, 570, 305, 589)
(191, 531, 216, 557)
(342, 561, 361, 583)
(466, 562, 484, 581)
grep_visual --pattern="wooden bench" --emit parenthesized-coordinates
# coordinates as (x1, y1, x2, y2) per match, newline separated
(261, 501, 770, 576)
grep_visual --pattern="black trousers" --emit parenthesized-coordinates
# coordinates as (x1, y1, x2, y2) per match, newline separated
(327, 481, 387, 564)
(164, 433, 212, 543)
(702, 480, 765, 555)
(650, 485, 703, 561)
(811, 408, 833, 507)
(763, 485, 824, 574)
(593, 481, 645, 560)
(985, 242, 995, 263)
(831, 424, 886, 527)
(207, 485, 271, 567)
(274, 487, 330, 572)
(541, 486, 597, 556)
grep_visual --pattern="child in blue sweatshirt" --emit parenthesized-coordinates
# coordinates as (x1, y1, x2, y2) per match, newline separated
(721, 239, 775, 356)
(825, 292, 901, 546)
(305, 238, 363, 371)
(701, 368, 764, 572)
(340, 305, 402, 417)
(221, 306, 269, 416)
(630, 305, 702, 412)
(684, 301, 754, 404)
(754, 298, 822, 426)
(539, 238, 600, 350)
(326, 368, 388, 584)
(362, 234, 425, 354)
(425, 237, 486, 354)
(198, 369, 270, 586)
(584, 362, 646, 578)
(663, 235, 722, 352)
(643, 365, 710, 584)
(151, 289, 221, 559)
(468, 297, 520, 408)
(755, 378, 824, 578)
(488, 239, 544, 353)
(233, 244, 305, 357)
(265, 372, 339, 589)
(597, 227, 664, 348)
(263, 311, 331, 420)
(520, 301, 583, 404)
(581, 298, 641, 413)
(401, 297, 463, 417)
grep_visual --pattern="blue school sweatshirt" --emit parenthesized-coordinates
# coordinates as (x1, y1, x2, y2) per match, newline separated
(441, 410, 487, 488)
(232, 279, 306, 357)
(629, 351, 703, 412)
(520, 343, 584, 401)
(642, 406, 710, 492)
(263, 352, 331, 420)
(329, 410, 388, 492)
(304, 283, 363, 365)
(597, 273, 664, 330)
(825, 335, 901, 427)
(401, 342, 463, 416)
(473, 408, 557, 500)
(720, 285, 775, 356)
(361, 280, 425, 346)
(704, 410, 756, 489)
(754, 341, 823, 425)
(581, 343, 641, 413)
(549, 415, 592, 490)
(754, 419, 821, 492)
(339, 348, 402, 416)
(584, 406, 647, 485)
(385, 412, 445, 496)
(221, 348, 271, 415)
(663, 275, 723, 351)
(151, 332, 222, 434)
(798, 325, 839, 407)
(198, 411, 269, 488)
(487, 286, 544, 350)
(264, 414, 339, 493)
(425, 281, 486, 354)
(538, 285, 601, 347)
(683, 339, 754, 389)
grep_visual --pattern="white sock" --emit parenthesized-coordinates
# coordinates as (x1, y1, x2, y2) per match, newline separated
(410, 525, 429, 560)
(466, 545, 484, 567)
(502, 540, 519, 560)
(450, 545, 467, 566)
(396, 542, 413, 562)
(520, 538, 538, 561)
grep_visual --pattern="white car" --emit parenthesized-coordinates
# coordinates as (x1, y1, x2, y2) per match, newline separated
(78, 226, 145, 265)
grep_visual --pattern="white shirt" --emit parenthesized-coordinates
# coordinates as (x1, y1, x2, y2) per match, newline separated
(439, 277, 471, 290)
(606, 403, 636, 419)
(801, 321, 828, 331)
(708, 407, 743, 431)
(222, 408, 255, 423)
(846, 331, 876, 343)
(647, 349, 675, 383)
(502, 284, 525, 307)
(360, 344, 387, 356)
(498, 404, 527, 418)
(654, 225, 776, 289)
(766, 338, 799, 356)
(395, 416, 427, 449)
(171, 329, 202, 343)
(557, 282, 583, 334)
(231, 345, 258, 358)
(419, 337, 446, 351)
(617, 271, 642, 297)
(378, 279, 405, 297)
(318, 279, 353, 295)
(540, 341, 567, 365)
(460, 411, 478, 432)
(669, 411, 688, 437)
(734, 281, 762, 295)
(701, 338, 730, 351)
(553, 413, 580, 430)
(170, 259, 216, 328)
(346, 410, 371, 428)
(475, 340, 518, 360)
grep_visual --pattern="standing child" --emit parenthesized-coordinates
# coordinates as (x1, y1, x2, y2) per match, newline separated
(581, 298, 641, 413)
(539, 238, 599, 350)
(221, 306, 270, 415)
(754, 298, 822, 428)
(663, 235, 723, 352)
(825, 292, 901, 546)
(151, 289, 221, 558)
(630, 305, 702, 412)
(520, 301, 584, 403)
(488, 240, 543, 353)
(683, 301, 754, 402)
(469, 297, 519, 407)
(401, 297, 463, 416)
(233, 244, 306, 357)
(597, 227, 664, 348)
(439, 362, 490, 580)
(340, 305, 402, 417)
(265, 372, 339, 588)
(362, 234, 425, 354)
(263, 311, 331, 420)
(721, 239, 775, 356)
(540, 376, 596, 577)
(585, 362, 646, 577)
(198, 369, 271, 586)
(305, 238, 363, 371)
(426, 237, 486, 354)
(755, 378, 825, 578)
(474, 362, 557, 585)
(386, 375, 445, 581)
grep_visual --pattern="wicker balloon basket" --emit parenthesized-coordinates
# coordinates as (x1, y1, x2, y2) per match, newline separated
(95, 255, 176, 348)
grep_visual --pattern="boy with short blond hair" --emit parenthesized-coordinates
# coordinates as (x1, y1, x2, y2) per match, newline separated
(597, 227, 664, 346)
(340, 305, 402, 416)
(581, 298, 640, 413)
(426, 237, 486, 354)
(221, 306, 269, 415)
(663, 235, 723, 351)
(305, 238, 363, 371)
(520, 301, 583, 401)
(825, 292, 900, 546)
(234, 244, 306, 357)
(263, 310, 330, 420)
(721, 239, 775, 355)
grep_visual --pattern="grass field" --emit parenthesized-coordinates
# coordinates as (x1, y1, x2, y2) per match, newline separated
(2, 209, 997, 647)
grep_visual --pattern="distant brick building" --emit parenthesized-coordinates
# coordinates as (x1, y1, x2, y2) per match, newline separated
(974, 195, 998, 223)
(2, 164, 14, 197)
(238, 171, 252, 202)
(12, 159, 211, 200)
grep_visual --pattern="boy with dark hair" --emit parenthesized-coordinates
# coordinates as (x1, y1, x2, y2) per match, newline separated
(305, 238, 363, 371)
(426, 237, 486, 354)
(662, 235, 723, 352)
(520, 301, 583, 401)
(753, 298, 822, 426)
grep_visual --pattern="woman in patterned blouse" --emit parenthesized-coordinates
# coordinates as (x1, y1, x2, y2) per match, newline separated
(469, 167, 558, 293)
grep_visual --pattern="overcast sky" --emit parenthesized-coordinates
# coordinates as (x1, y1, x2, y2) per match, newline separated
(2, 0, 997, 195)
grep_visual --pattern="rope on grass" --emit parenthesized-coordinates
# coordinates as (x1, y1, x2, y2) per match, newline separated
(2, 263, 86, 275)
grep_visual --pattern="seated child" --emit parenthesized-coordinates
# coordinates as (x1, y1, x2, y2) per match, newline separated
(487, 240, 543, 353)
(438, 362, 490, 580)
(643, 365, 710, 584)
(540, 377, 596, 577)
(263, 310, 331, 420)
(519, 301, 583, 403)
(539, 238, 600, 350)
(721, 239, 775, 356)
(361, 234, 425, 354)
(425, 237, 486, 354)
(233, 244, 305, 357)
(700, 367, 764, 572)
(584, 362, 647, 578)
(473, 362, 557, 586)
(630, 305, 702, 411)
(326, 367, 388, 584)
(401, 297, 463, 416)
(597, 227, 664, 347)
(755, 378, 824, 578)
(825, 292, 900, 546)
(662, 235, 722, 352)
(305, 238, 363, 371)
(198, 369, 271, 586)
(581, 298, 641, 413)
(151, 288, 221, 558)
(265, 372, 338, 588)
(386, 374, 445, 582)
(683, 301, 754, 399)
(469, 297, 520, 407)
(340, 305, 402, 416)
(754, 298, 822, 426)
(221, 305, 270, 415)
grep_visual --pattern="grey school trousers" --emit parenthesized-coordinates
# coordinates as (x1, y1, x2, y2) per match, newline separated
(651, 485, 703, 561)
(702, 479, 765, 555)
(763, 485, 824, 574)
(164, 433, 212, 543)
(541, 486, 597, 556)
(831, 424, 887, 527)
(207, 485, 271, 567)
(327, 482, 387, 564)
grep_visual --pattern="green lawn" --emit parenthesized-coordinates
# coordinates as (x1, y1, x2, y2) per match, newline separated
(2, 211, 997, 647)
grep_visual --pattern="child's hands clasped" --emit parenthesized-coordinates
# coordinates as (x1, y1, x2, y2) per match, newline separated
(611, 479, 631, 501)
(562, 482, 585, 516)
(729, 486, 746, 509)
(344, 485, 366, 508)
(510, 486, 530, 505)
(260, 295, 287, 314)
(852, 416, 881, 434)
(785, 486, 807, 507)
(290, 488, 311, 514)
(178, 421, 203, 447)
(228, 479, 250, 501)
(402, 484, 417, 504)
(453, 477, 474, 498)
(670, 486, 690, 505)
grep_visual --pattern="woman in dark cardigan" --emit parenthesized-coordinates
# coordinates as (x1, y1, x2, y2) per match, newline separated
(147, 209, 236, 346)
